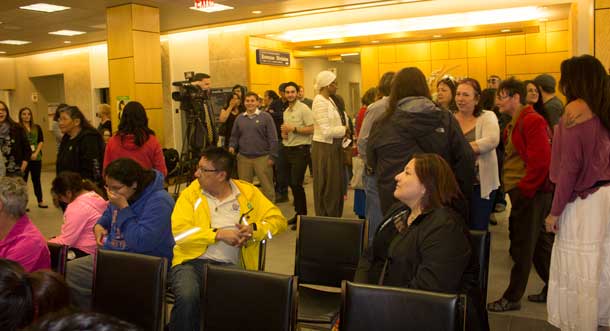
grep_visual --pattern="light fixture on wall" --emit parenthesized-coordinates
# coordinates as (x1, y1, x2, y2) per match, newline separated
(273, 6, 545, 42)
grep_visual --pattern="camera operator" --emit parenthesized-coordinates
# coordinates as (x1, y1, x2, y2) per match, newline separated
(189, 73, 218, 148)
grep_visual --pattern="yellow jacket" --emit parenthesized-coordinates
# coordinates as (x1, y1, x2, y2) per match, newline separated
(171, 179, 287, 268)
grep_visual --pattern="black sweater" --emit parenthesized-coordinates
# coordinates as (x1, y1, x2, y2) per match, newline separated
(56, 127, 104, 185)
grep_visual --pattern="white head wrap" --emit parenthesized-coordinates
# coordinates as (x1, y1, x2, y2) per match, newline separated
(314, 70, 337, 92)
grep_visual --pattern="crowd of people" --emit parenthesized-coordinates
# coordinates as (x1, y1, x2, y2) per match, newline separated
(0, 53, 609, 331)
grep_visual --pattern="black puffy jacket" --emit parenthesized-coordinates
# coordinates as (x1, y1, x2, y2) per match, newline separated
(367, 96, 474, 222)
(56, 127, 104, 186)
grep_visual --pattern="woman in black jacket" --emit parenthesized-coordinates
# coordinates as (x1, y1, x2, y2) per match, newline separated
(355, 153, 486, 330)
(56, 106, 104, 188)
(367, 67, 474, 222)
(0, 101, 31, 177)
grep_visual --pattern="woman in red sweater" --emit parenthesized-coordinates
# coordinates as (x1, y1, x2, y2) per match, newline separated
(103, 101, 167, 177)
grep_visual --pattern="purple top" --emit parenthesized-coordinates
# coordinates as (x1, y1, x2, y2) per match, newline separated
(229, 110, 279, 159)
(0, 214, 51, 272)
(550, 115, 610, 216)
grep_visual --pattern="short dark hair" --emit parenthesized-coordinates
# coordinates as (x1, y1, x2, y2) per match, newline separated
(412, 153, 463, 212)
(28, 312, 141, 331)
(264, 90, 279, 101)
(104, 158, 155, 200)
(244, 92, 259, 100)
(53, 104, 69, 122)
(457, 78, 483, 116)
(278, 83, 288, 93)
(361, 87, 378, 106)
(118, 101, 155, 147)
(377, 71, 395, 97)
(497, 77, 526, 105)
(58, 106, 96, 131)
(0, 259, 34, 330)
(51, 172, 104, 204)
(191, 73, 210, 82)
(200, 147, 235, 181)
(283, 81, 299, 92)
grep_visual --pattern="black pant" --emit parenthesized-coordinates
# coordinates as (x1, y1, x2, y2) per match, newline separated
(503, 189, 554, 302)
(24, 160, 43, 203)
(284, 145, 310, 216)
(274, 144, 289, 196)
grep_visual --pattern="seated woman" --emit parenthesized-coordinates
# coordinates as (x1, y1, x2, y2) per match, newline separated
(49, 172, 108, 257)
(355, 153, 485, 329)
(66, 158, 174, 309)
(0, 177, 50, 272)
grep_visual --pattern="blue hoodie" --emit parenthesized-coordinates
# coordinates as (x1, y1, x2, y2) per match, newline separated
(97, 170, 175, 262)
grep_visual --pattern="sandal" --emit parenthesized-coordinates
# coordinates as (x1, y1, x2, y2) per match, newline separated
(527, 288, 547, 303)
(487, 298, 521, 312)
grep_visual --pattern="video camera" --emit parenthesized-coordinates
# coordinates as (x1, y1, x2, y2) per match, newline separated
(171, 71, 209, 112)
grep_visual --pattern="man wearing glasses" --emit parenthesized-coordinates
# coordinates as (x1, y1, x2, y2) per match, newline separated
(487, 75, 502, 89)
(487, 77, 553, 313)
(169, 147, 287, 331)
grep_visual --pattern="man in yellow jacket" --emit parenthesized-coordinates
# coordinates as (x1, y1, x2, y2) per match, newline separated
(169, 147, 287, 331)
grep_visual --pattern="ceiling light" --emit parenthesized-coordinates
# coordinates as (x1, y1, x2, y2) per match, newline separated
(252, 10, 262, 14)
(0, 40, 31, 45)
(49, 30, 86, 36)
(501, 29, 511, 32)
(371, 40, 380, 43)
(0, 51, 6, 54)
(341, 53, 359, 56)
(284, 8, 336, 17)
(63, 41, 71, 44)
(343, 1, 399, 10)
(313, 45, 322, 49)
(539, 18, 548, 22)
(189, 4, 233, 13)
(433, 34, 442, 38)
(19, 3, 70, 12)
(273, 6, 544, 42)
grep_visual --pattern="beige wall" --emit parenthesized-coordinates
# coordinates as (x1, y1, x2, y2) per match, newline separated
(595, 0, 610, 69)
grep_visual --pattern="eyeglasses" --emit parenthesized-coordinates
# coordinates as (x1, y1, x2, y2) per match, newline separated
(495, 94, 510, 100)
(104, 184, 125, 192)
(197, 167, 219, 173)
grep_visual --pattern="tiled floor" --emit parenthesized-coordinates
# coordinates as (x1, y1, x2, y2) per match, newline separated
(28, 166, 558, 330)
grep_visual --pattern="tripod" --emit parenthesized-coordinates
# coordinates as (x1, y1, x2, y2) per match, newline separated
(171, 107, 208, 198)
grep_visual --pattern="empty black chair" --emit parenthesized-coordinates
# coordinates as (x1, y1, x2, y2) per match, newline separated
(47, 243, 68, 276)
(295, 216, 368, 327)
(340, 281, 466, 331)
(202, 264, 296, 331)
(92, 249, 168, 331)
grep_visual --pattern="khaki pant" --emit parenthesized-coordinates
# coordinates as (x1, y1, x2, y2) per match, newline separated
(237, 154, 275, 202)
(312, 139, 345, 217)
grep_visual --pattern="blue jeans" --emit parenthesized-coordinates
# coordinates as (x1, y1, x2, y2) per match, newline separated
(364, 174, 383, 244)
(169, 259, 233, 331)
(470, 185, 497, 231)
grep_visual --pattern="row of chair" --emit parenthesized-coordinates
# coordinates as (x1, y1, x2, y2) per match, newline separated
(47, 215, 490, 331)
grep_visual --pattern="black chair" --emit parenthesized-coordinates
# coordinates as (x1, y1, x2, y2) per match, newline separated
(92, 249, 168, 331)
(469, 230, 490, 305)
(202, 264, 297, 331)
(295, 215, 368, 328)
(47, 243, 68, 276)
(340, 281, 466, 331)
(165, 240, 268, 305)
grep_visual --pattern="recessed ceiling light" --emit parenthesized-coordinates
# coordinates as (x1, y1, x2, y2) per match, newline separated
(313, 45, 322, 49)
(501, 29, 511, 33)
(539, 18, 548, 22)
(0, 51, 6, 54)
(189, 4, 233, 13)
(371, 40, 380, 43)
(433, 34, 442, 38)
(252, 10, 262, 14)
(0, 40, 31, 45)
(63, 41, 71, 44)
(19, 3, 70, 13)
(341, 53, 359, 56)
(49, 30, 86, 36)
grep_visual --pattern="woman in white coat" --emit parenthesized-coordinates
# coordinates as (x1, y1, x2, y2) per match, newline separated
(454, 78, 500, 230)
(311, 71, 347, 217)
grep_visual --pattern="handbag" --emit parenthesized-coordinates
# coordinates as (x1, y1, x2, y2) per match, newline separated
(351, 157, 365, 189)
